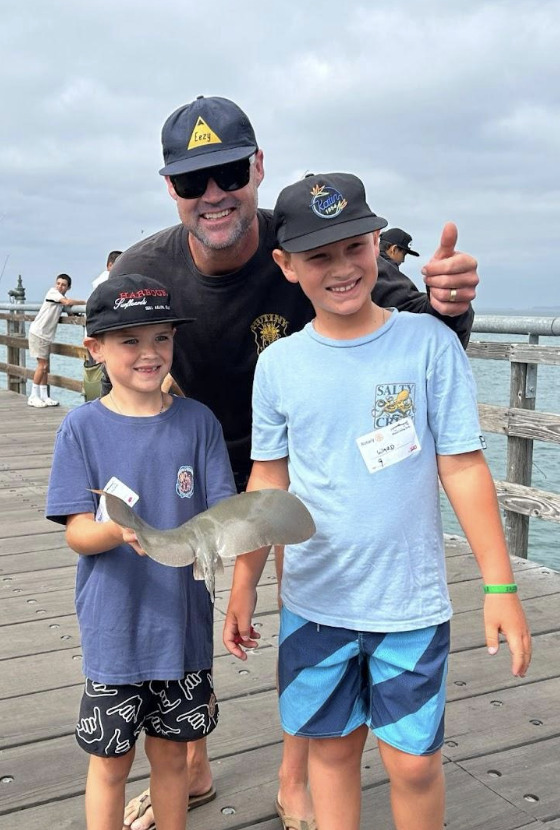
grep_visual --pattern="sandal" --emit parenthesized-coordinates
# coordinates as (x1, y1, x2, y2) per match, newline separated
(125, 784, 217, 827)
(275, 797, 317, 830)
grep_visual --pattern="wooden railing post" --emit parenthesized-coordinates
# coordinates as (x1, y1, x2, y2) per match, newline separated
(503, 335, 538, 558)
(6, 276, 26, 395)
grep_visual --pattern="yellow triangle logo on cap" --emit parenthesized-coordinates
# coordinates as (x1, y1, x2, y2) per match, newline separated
(187, 117, 222, 150)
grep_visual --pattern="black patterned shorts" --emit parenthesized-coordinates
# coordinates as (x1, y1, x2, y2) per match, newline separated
(75, 670, 218, 756)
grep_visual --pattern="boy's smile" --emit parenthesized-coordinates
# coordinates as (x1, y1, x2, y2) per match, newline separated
(273, 233, 381, 337)
(86, 324, 174, 400)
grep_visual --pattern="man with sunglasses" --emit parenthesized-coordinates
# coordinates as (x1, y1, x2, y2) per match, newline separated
(113, 95, 479, 830)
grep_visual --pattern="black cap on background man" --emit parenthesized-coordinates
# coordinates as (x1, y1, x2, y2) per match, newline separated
(380, 228, 419, 268)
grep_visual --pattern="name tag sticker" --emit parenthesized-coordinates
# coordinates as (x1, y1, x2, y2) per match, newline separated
(356, 417, 421, 474)
(95, 476, 139, 523)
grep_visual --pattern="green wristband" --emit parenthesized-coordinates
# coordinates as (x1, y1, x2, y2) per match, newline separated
(483, 583, 518, 594)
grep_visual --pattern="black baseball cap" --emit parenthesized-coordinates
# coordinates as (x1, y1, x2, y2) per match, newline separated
(86, 274, 194, 336)
(274, 173, 387, 253)
(380, 228, 419, 256)
(159, 96, 258, 176)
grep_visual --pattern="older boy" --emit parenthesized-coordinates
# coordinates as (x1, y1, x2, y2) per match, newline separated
(47, 274, 235, 830)
(28, 273, 85, 407)
(224, 173, 531, 830)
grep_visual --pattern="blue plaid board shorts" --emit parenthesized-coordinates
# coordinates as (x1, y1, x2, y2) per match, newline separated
(278, 608, 450, 756)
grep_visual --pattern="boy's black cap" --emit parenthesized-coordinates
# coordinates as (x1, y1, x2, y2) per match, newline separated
(274, 173, 387, 253)
(380, 228, 419, 256)
(159, 96, 258, 176)
(86, 274, 194, 336)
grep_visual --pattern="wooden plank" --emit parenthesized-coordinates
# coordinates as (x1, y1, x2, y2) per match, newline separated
(0, 468, 51, 487)
(446, 553, 540, 584)
(0, 438, 58, 457)
(0, 333, 86, 359)
(0, 615, 81, 660)
(447, 631, 560, 701)
(461, 735, 560, 821)
(479, 404, 560, 444)
(0, 531, 65, 556)
(423, 763, 546, 830)
(444, 677, 560, 761)
(468, 341, 512, 362)
(0, 570, 75, 601)
(495, 480, 560, 524)
(0, 587, 75, 625)
(0, 548, 84, 574)
(505, 361, 535, 558)
(0, 453, 61, 472)
(0, 517, 63, 539)
(479, 402, 510, 434)
(468, 341, 560, 367)
(0, 362, 82, 393)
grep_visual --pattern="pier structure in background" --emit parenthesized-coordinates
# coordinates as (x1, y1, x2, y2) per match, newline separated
(468, 317, 560, 559)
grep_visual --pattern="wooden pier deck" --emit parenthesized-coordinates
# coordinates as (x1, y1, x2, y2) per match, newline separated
(0, 387, 559, 830)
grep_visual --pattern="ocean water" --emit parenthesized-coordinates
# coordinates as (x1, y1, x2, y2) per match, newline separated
(2, 322, 559, 571)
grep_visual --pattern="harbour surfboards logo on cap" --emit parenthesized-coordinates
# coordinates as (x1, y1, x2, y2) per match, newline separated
(310, 183, 348, 220)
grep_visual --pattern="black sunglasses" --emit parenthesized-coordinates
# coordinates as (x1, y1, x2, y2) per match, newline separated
(170, 157, 253, 200)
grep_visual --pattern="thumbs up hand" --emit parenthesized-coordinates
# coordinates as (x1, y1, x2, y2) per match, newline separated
(422, 222, 479, 316)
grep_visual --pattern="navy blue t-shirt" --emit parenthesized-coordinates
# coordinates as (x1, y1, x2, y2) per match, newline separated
(47, 397, 236, 684)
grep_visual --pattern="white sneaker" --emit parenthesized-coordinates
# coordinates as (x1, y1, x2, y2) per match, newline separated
(28, 396, 47, 408)
(43, 397, 60, 406)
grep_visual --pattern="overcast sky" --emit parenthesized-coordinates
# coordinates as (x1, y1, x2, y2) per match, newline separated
(1, 0, 559, 310)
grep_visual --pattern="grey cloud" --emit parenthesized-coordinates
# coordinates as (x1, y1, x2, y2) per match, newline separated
(0, 0, 558, 310)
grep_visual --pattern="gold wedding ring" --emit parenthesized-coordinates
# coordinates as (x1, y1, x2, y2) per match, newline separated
(449, 288, 457, 303)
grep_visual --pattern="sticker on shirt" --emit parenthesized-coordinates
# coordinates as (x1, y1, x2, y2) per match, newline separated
(95, 476, 139, 522)
(372, 383, 416, 428)
(251, 313, 289, 354)
(357, 417, 421, 474)
(176, 466, 194, 499)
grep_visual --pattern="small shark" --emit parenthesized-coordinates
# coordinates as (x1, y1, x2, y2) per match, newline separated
(92, 489, 316, 599)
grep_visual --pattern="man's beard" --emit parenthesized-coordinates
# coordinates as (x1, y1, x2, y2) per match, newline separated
(187, 188, 259, 251)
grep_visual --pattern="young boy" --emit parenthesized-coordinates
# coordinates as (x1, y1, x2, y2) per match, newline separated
(47, 274, 236, 830)
(28, 273, 85, 407)
(223, 173, 532, 830)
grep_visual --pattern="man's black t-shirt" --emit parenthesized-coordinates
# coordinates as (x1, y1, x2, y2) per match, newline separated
(111, 211, 313, 475)
(111, 210, 473, 475)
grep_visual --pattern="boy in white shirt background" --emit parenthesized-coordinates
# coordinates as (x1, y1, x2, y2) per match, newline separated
(28, 273, 85, 407)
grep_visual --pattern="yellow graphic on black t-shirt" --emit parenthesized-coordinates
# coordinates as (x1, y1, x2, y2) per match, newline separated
(251, 314, 289, 354)
(187, 117, 222, 150)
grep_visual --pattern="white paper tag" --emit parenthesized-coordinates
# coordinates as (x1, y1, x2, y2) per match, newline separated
(356, 416, 421, 474)
(94, 476, 139, 523)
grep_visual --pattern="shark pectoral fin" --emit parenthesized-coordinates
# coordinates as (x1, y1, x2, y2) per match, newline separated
(192, 556, 204, 582)
(197, 490, 316, 560)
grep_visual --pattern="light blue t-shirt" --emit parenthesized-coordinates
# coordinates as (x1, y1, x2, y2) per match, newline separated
(47, 397, 235, 683)
(252, 310, 484, 632)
